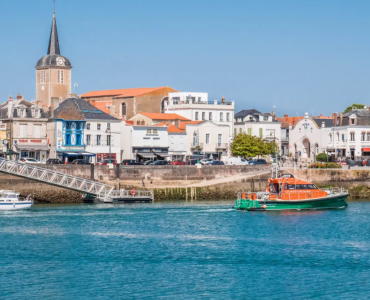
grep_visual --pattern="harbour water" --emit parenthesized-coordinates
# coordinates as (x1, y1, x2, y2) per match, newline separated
(1, 201, 370, 299)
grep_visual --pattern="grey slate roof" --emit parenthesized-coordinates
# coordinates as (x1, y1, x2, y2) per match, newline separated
(36, 13, 72, 68)
(0, 106, 46, 119)
(49, 98, 119, 121)
(313, 118, 334, 128)
(234, 109, 262, 118)
(341, 109, 370, 126)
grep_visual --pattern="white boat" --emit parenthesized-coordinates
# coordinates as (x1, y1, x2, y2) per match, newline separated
(0, 190, 33, 210)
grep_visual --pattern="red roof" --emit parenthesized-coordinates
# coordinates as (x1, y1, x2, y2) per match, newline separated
(138, 112, 190, 121)
(81, 87, 177, 98)
(154, 122, 185, 133)
(179, 121, 203, 130)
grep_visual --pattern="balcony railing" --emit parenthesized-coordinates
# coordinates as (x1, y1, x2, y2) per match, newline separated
(190, 143, 204, 149)
(281, 137, 289, 142)
(215, 143, 228, 149)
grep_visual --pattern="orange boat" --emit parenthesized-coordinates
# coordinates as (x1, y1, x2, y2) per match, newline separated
(235, 174, 349, 211)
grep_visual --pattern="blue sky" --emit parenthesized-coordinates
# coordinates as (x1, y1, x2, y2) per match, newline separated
(0, 0, 369, 117)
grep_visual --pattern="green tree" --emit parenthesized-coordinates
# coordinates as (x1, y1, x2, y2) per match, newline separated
(316, 153, 328, 163)
(343, 103, 366, 113)
(229, 133, 279, 158)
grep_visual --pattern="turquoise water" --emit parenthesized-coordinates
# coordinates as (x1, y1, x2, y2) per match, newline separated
(1, 201, 370, 299)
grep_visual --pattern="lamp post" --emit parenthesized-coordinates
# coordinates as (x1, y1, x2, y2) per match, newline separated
(105, 128, 111, 163)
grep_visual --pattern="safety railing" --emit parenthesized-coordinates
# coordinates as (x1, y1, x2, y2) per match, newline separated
(0, 157, 114, 198)
(109, 189, 153, 199)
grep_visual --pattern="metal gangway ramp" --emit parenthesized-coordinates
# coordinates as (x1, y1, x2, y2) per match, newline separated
(0, 157, 114, 200)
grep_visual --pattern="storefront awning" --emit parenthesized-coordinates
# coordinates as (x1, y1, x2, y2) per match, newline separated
(362, 148, 370, 152)
(138, 153, 156, 158)
(16, 144, 49, 151)
(155, 153, 170, 157)
(57, 151, 96, 157)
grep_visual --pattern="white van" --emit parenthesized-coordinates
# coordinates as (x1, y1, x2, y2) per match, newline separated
(225, 157, 249, 165)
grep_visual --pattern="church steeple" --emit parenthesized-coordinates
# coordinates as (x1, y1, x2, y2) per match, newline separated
(47, 13, 60, 55)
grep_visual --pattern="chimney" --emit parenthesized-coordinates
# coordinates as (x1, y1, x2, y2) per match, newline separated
(321, 121, 325, 128)
(8, 96, 13, 118)
(16, 93, 22, 100)
(50, 104, 54, 118)
(284, 114, 288, 118)
(339, 113, 343, 126)
(174, 119, 181, 128)
(320, 114, 322, 118)
(332, 113, 338, 126)
(222, 96, 225, 105)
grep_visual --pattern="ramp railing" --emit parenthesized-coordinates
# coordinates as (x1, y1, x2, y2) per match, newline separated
(0, 158, 114, 198)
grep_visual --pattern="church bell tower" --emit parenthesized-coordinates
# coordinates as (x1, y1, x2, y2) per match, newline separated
(35, 13, 72, 108)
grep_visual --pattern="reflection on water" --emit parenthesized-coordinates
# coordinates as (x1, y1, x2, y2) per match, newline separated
(1, 200, 370, 299)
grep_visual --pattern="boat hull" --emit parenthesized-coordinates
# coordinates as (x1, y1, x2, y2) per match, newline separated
(0, 201, 33, 210)
(235, 194, 349, 211)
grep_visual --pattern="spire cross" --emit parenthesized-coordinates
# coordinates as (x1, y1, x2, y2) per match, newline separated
(53, 0, 56, 13)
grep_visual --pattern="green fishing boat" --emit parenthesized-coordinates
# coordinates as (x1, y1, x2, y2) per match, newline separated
(235, 173, 349, 211)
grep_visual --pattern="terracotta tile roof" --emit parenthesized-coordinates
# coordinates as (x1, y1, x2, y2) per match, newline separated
(139, 112, 190, 121)
(81, 87, 177, 98)
(154, 122, 185, 133)
(276, 115, 333, 128)
(179, 120, 203, 130)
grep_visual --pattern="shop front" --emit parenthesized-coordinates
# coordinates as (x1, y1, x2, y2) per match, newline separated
(133, 147, 169, 162)
(97, 153, 117, 162)
(57, 151, 96, 163)
(14, 139, 49, 163)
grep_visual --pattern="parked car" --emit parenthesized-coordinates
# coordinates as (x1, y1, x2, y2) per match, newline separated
(200, 159, 213, 165)
(249, 159, 267, 165)
(225, 157, 249, 165)
(150, 160, 169, 165)
(209, 160, 225, 165)
(18, 157, 40, 164)
(71, 159, 90, 165)
(171, 160, 186, 165)
(187, 159, 199, 165)
(46, 158, 62, 164)
(96, 159, 117, 165)
(122, 159, 139, 165)
(143, 160, 153, 165)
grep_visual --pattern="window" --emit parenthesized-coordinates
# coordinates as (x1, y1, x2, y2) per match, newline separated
(342, 134, 345, 142)
(329, 133, 332, 142)
(107, 135, 111, 146)
(248, 128, 252, 135)
(350, 133, 355, 141)
(209, 112, 212, 120)
(86, 134, 91, 145)
(173, 97, 180, 104)
(40, 70, 46, 83)
(218, 134, 222, 146)
(198, 97, 201, 102)
(35, 110, 39, 118)
(337, 133, 339, 141)
(239, 128, 242, 133)
(34, 125, 41, 138)
(107, 123, 111, 130)
(234, 128, 237, 136)
(147, 129, 152, 134)
(121, 103, 126, 116)
(202, 112, 205, 120)
(361, 133, 365, 141)
(58, 70, 64, 84)
(249, 117, 254, 122)
(97, 123, 101, 130)
(153, 129, 158, 134)
(19, 124, 26, 138)
(259, 128, 263, 137)
(351, 118, 355, 125)
(227, 113, 230, 121)
(65, 134, 71, 145)
(195, 112, 199, 120)
(206, 134, 210, 144)
(76, 134, 82, 145)
(87, 123, 90, 130)
(96, 135, 101, 145)
(263, 116, 268, 121)
(367, 133, 370, 141)
(220, 113, 223, 121)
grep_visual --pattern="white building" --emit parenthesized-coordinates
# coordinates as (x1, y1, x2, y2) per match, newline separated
(47, 98, 121, 163)
(234, 109, 282, 150)
(121, 124, 169, 161)
(321, 110, 370, 160)
(185, 121, 230, 160)
(164, 92, 235, 141)
(288, 113, 334, 160)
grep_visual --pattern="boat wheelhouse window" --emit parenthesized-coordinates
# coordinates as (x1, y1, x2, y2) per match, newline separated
(8, 194, 17, 198)
(285, 184, 318, 190)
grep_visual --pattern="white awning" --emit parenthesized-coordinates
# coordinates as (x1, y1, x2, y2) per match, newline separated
(15, 144, 49, 151)
(138, 153, 156, 158)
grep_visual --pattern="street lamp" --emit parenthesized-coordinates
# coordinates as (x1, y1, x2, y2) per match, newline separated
(105, 127, 111, 163)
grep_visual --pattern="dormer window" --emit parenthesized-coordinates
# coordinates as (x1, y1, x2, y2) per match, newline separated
(249, 117, 254, 122)
(351, 119, 355, 125)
